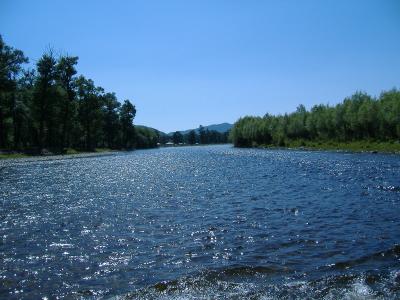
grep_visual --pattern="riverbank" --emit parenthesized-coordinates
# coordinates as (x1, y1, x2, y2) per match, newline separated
(0, 148, 117, 160)
(248, 140, 400, 154)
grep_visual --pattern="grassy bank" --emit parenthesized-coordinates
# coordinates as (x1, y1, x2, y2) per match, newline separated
(0, 148, 115, 160)
(255, 140, 400, 154)
(0, 153, 31, 159)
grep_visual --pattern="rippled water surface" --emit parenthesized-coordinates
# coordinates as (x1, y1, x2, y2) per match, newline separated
(1, 145, 400, 299)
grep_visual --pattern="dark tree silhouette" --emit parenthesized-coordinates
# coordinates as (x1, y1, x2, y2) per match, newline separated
(0, 35, 157, 153)
(187, 130, 197, 144)
(172, 131, 183, 144)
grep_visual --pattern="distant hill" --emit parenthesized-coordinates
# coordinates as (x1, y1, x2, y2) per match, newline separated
(168, 123, 233, 135)
(135, 125, 165, 135)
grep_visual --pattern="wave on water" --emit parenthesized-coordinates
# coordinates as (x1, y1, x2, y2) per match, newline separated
(324, 245, 400, 271)
(2, 146, 400, 299)
(114, 265, 400, 300)
(376, 185, 400, 192)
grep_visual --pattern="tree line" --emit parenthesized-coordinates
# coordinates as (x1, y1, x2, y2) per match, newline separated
(230, 90, 400, 147)
(169, 125, 229, 145)
(0, 35, 158, 153)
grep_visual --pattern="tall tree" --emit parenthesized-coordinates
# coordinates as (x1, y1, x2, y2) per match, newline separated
(76, 76, 104, 151)
(102, 92, 121, 148)
(120, 99, 136, 149)
(187, 130, 196, 144)
(199, 125, 207, 144)
(0, 35, 28, 149)
(33, 51, 58, 150)
(172, 131, 183, 144)
(13, 69, 35, 149)
(56, 55, 78, 148)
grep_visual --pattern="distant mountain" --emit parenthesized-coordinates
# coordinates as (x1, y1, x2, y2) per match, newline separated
(202, 123, 233, 133)
(167, 123, 232, 135)
(136, 125, 164, 134)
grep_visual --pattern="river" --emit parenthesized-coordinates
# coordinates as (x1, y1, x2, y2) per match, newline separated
(1, 145, 399, 299)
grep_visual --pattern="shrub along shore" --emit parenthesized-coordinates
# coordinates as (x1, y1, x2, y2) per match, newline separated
(230, 89, 400, 154)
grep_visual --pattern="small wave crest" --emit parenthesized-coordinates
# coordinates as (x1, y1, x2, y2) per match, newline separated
(376, 185, 400, 192)
(115, 266, 400, 299)
(327, 244, 400, 270)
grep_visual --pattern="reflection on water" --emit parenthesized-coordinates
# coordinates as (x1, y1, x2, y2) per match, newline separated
(0, 145, 399, 299)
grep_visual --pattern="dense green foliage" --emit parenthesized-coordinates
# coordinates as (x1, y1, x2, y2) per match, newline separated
(0, 35, 158, 153)
(172, 131, 184, 144)
(181, 126, 229, 145)
(187, 130, 197, 145)
(197, 125, 229, 144)
(231, 90, 400, 150)
(165, 126, 230, 146)
(135, 126, 160, 149)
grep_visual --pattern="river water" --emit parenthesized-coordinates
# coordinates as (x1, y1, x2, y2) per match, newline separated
(1, 145, 399, 299)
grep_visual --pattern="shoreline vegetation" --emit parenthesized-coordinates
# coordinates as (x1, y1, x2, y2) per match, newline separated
(0, 148, 117, 160)
(230, 89, 400, 154)
(0, 143, 234, 160)
(0, 35, 160, 155)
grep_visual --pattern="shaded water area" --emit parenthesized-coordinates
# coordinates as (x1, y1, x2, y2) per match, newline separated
(1, 145, 400, 299)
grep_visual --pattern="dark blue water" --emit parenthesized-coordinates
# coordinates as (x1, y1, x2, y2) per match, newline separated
(1, 145, 400, 299)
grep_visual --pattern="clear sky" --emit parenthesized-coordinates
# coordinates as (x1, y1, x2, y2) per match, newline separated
(1, 0, 399, 132)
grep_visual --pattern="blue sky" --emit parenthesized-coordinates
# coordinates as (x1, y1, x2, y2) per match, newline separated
(1, 0, 399, 132)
